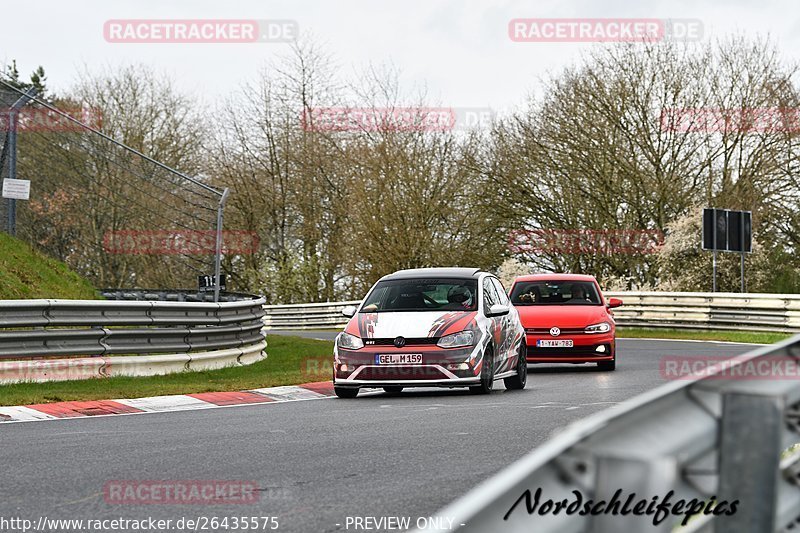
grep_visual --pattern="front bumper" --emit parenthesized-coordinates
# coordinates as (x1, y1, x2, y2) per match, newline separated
(334, 343, 484, 389)
(525, 333, 615, 363)
(334, 366, 482, 389)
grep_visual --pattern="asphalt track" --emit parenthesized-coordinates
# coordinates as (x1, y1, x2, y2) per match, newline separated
(0, 338, 755, 533)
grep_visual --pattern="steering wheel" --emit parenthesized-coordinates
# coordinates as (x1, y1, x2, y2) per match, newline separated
(422, 293, 441, 307)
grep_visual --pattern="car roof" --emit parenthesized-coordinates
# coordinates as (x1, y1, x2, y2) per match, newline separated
(513, 273, 598, 283)
(381, 267, 483, 281)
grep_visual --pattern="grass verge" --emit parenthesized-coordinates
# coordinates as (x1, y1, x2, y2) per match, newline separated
(0, 335, 333, 407)
(617, 327, 792, 344)
(0, 232, 98, 299)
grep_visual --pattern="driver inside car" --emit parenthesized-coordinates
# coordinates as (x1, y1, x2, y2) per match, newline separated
(567, 284, 590, 303)
(446, 285, 474, 310)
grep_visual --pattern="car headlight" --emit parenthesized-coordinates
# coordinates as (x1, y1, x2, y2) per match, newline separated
(585, 322, 611, 334)
(437, 330, 475, 348)
(337, 332, 364, 350)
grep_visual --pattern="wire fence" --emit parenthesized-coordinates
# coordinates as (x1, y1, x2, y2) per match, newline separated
(0, 80, 229, 295)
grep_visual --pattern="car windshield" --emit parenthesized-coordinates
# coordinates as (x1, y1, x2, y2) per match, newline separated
(510, 280, 601, 306)
(360, 278, 478, 312)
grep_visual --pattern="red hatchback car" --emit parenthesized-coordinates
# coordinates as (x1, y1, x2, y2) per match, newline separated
(508, 274, 622, 371)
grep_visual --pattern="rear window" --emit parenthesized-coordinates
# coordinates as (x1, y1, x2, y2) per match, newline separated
(360, 278, 478, 312)
(510, 280, 601, 306)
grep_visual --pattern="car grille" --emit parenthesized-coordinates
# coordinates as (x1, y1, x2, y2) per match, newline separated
(363, 337, 440, 346)
(525, 327, 587, 335)
(357, 366, 448, 380)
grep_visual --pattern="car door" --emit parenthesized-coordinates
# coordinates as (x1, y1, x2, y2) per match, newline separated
(482, 276, 502, 369)
(490, 276, 517, 370)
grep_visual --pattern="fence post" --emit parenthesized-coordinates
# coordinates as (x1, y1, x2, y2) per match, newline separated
(5, 87, 36, 236)
(214, 187, 230, 303)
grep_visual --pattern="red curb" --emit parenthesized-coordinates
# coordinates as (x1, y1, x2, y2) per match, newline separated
(28, 400, 144, 418)
(11, 382, 336, 423)
(298, 381, 335, 395)
(187, 391, 276, 406)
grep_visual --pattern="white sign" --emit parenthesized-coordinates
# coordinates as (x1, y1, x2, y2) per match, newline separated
(2, 179, 30, 200)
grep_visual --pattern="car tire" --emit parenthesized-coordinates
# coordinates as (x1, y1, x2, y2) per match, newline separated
(504, 343, 528, 390)
(334, 386, 359, 398)
(597, 359, 616, 371)
(383, 386, 404, 394)
(470, 346, 494, 394)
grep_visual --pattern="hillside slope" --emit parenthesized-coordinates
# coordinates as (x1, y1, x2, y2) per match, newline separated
(0, 232, 97, 299)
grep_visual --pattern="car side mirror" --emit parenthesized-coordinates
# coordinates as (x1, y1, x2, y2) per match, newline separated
(341, 305, 357, 318)
(607, 298, 623, 309)
(486, 303, 510, 317)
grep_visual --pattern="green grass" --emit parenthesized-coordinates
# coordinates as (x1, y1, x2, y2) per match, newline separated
(0, 335, 334, 406)
(0, 232, 98, 299)
(617, 327, 792, 345)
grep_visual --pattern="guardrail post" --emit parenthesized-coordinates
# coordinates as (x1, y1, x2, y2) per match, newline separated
(589, 456, 676, 533)
(715, 389, 784, 532)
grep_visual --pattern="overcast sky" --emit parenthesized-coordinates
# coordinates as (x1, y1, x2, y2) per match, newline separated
(1, 0, 798, 111)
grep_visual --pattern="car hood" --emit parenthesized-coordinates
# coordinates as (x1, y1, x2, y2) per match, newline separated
(345, 311, 477, 339)
(515, 305, 609, 329)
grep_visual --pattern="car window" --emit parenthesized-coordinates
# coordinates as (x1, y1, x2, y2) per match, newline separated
(491, 277, 510, 305)
(483, 278, 500, 311)
(510, 280, 601, 305)
(360, 278, 478, 312)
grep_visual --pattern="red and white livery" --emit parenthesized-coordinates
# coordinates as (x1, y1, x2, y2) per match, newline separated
(333, 268, 527, 398)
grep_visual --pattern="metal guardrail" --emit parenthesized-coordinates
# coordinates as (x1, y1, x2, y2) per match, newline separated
(0, 292, 267, 382)
(263, 292, 800, 332)
(263, 300, 361, 330)
(608, 292, 800, 332)
(415, 334, 800, 533)
(100, 288, 259, 302)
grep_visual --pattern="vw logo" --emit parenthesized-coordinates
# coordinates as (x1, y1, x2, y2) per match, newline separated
(549, 327, 561, 337)
(393, 336, 407, 348)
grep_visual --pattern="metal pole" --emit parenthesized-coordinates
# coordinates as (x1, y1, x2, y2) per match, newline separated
(741, 252, 745, 293)
(712, 250, 717, 293)
(5, 114, 12, 235)
(7, 112, 17, 236)
(213, 188, 230, 303)
(5, 88, 36, 236)
(712, 210, 717, 292)
(740, 214, 745, 293)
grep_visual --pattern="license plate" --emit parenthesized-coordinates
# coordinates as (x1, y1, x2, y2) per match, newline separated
(375, 354, 423, 364)
(537, 339, 574, 348)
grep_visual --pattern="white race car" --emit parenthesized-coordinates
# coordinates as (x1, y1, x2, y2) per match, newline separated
(332, 268, 527, 398)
